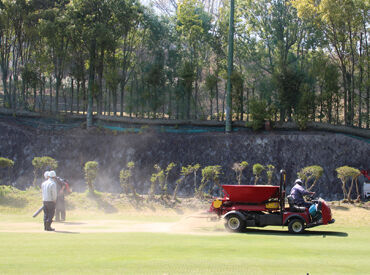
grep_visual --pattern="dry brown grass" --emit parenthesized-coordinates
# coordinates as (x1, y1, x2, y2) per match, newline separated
(329, 201, 370, 227)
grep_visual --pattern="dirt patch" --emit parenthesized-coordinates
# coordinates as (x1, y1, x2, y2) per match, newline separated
(0, 212, 225, 235)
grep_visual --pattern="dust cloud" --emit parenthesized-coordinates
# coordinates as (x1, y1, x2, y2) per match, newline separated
(1, 211, 226, 235)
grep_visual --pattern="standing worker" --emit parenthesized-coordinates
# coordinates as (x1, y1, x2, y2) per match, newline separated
(41, 170, 57, 231)
(55, 177, 69, 222)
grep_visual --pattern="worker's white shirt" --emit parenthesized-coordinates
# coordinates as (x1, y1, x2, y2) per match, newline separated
(41, 178, 57, 202)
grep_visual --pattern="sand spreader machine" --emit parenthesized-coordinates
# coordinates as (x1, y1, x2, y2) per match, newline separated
(209, 170, 335, 233)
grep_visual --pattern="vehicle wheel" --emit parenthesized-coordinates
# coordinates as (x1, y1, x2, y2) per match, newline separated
(224, 214, 246, 233)
(288, 219, 304, 234)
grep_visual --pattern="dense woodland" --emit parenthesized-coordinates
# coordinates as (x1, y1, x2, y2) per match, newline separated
(0, 0, 368, 128)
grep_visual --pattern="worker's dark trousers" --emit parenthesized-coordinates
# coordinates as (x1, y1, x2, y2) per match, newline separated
(55, 196, 65, 221)
(43, 201, 56, 229)
(55, 208, 66, 221)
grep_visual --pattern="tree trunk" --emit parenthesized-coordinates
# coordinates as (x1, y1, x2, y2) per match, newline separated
(222, 82, 226, 121)
(347, 178, 355, 202)
(87, 38, 96, 128)
(196, 180, 208, 199)
(97, 47, 104, 115)
(63, 87, 67, 113)
(341, 181, 347, 201)
(70, 78, 74, 114)
(193, 171, 197, 193)
(8, 75, 12, 109)
(336, 91, 340, 125)
(107, 86, 111, 116)
(355, 176, 360, 198)
(210, 89, 213, 120)
(120, 82, 125, 117)
(2, 67, 9, 108)
(82, 77, 87, 115)
(33, 86, 36, 112)
(168, 85, 172, 119)
(175, 79, 180, 120)
(328, 87, 332, 124)
(23, 81, 28, 110)
(112, 88, 117, 116)
(367, 85, 369, 129)
(41, 76, 45, 112)
(365, 24, 370, 128)
(88, 182, 94, 193)
(194, 66, 199, 119)
(0, 37, 10, 108)
(11, 48, 19, 111)
(49, 76, 53, 113)
(216, 78, 219, 121)
(308, 178, 318, 192)
(21, 75, 26, 109)
(141, 78, 145, 118)
(135, 77, 139, 117)
(55, 77, 61, 113)
(162, 87, 166, 119)
(129, 80, 133, 118)
(76, 80, 80, 114)
(348, 25, 356, 126)
(240, 84, 244, 121)
(358, 33, 363, 128)
(186, 83, 191, 120)
(103, 86, 107, 115)
(246, 87, 249, 122)
(319, 85, 323, 123)
(172, 178, 183, 201)
(341, 66, 349, 125)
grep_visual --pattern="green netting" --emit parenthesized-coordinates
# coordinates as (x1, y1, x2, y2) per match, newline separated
(98, 123, 239, 134)
(0, 115, 82, 130)
(2, 114, 369, 138)
(344, 134, 370, 144)
(0, 114, 239, 133)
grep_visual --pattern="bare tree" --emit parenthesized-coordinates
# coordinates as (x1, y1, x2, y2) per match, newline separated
(151, 0, 178, 15)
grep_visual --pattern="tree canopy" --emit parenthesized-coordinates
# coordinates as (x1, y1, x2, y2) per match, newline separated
(0, 0, 368, 129)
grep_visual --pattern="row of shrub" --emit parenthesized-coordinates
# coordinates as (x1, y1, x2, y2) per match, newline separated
(0, 156, 364, 202)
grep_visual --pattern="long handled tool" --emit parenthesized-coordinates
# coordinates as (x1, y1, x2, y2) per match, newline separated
(32, 206, 44, 218)
(185, 211, 219, 221)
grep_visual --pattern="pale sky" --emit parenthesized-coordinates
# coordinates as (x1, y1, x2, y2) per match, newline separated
(140, 0, 151, 6)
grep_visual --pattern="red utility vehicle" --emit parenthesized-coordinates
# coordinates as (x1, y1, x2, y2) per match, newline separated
(209, 170, 335, 234)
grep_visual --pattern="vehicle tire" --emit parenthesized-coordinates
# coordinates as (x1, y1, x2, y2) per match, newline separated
(288, 219, 305, 234)
(224, 214, 246, 233)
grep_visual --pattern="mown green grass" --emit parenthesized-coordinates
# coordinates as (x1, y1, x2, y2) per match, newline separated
(0, 225, 369, 275)
(1, 187, 369, 274)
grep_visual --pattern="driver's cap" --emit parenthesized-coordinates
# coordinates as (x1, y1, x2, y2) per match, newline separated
(294, 179, 303, 185)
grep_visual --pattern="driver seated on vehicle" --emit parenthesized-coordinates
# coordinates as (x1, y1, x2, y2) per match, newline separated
(289, 179, 315, 209)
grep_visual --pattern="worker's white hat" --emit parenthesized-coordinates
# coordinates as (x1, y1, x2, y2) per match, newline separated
(44, 171, 50, 179)
(49, 171, 56, 178)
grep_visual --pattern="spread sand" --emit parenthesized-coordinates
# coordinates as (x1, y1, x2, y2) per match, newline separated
(0, 212, 226, 235)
